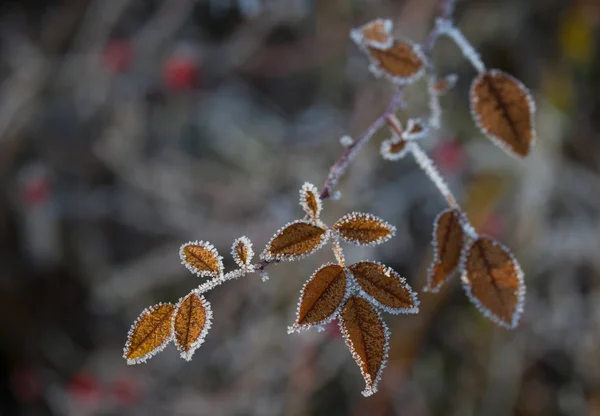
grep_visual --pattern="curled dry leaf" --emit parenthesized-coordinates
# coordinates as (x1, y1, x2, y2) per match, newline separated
(350, 18, 394, 50)
(433, 73, 458, 95)
(124, 303, 175, 365)
(289, 263, 348, 333)
(173, 291, 213, 361)
(470, 69, 536, 158)
(381, 137, 408, 161)
(261, 220, 328, 261)
(425, 209, 466, 293)
(339, 296, 389, 397)
(403, 118, 428, 140)
(231, 236, 254, 268)
(332, 212, 395, 246)
(299, 182, 322, 223)
(349, 261, 418, 314)
(180, 241, 223, 277)
(461, 237, 525, 329)
(367, 40, 426, 85)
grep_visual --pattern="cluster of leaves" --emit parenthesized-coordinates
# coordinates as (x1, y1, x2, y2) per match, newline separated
(123, 237, 254, 364)
(265, 183, 418, 396)
(123, 12, 536, 398)
(351, 18, 533, 329)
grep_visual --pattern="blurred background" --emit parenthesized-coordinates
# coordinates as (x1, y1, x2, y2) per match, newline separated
(0, 0, 598, 414)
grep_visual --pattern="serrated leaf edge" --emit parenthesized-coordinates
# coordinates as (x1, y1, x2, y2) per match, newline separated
(172, 290, 213, 361)
(348, 260, 420, 315)
(123, 302, 175, 365)
(179, 240, 224, 278)
(469, 69, 536, 159)
(460, 236, 526, 329)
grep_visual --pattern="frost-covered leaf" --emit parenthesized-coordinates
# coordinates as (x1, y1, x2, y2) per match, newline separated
(402, 118, 428, 141)
(332, 212, 395, 246)
(350, 18, 394, 50)
(461, 237, 525, 329)
(180, 241, 223, 277)
(380, 136, 408, 161)
(289, 263, 348, 333)
(123, 303, 175, 365)
(349, 261, 418, 314)
(231, 236, 254, 268)
(424, 209, 466, 293)
(339, 296, 389, 397)
(173, 291, 212, 361)
(367, 40, 426, 85)
(299, 182, 322, 223)
(470, 69, 536, 158)
(261, 220, 328, 261)
(433, 73, 458, 95)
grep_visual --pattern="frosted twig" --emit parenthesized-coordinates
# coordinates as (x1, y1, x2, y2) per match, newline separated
(435, 19, 485, 73)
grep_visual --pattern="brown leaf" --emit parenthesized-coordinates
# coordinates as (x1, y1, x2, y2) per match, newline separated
(380, 137, 408, 161)
(173, 291, 212, 361)
(332, 212, 395, 246)
(424, 209, 466, 293)
(299, 182, 322, 222)
(403, 118, 428, 140)
(350, 18, 394, 50)
(290, 264, 348, 332)
(433, 73, 458, 95)
(231, 236, 254, 268)
(470, 69, 536, 158)
(339, 296, 389, 397)
(180, 241, 223, 277)
(367, 40, 426, 84)
(261, 220, 328, 261)
(124, 303, 175, 365)
(462, 237, 525, 329)
(349, 261, 418, 314)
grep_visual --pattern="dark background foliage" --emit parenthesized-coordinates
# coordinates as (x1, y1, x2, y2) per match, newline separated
(0, 0, 598, 415)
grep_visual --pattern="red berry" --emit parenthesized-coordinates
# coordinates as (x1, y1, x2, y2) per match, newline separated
(23, 176, 49, 207)
(432, 140, 466, 174)
(103, 40, 133, 73)
(67, 372, 101, 403)
(162, 55, 199, 91)
(111, 378, 139, 406)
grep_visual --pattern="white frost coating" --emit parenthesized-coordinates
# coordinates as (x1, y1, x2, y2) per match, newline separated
(408, 142, 458, 209)
(196, 268, 248, 294)
(258, 269, 269, 282)
(460, 237, 526, 329)
(340, 135, 354, 148)
(423, 209, 469, 293)
(325, 116, 386, 197)
(299, 182, 323, 222)
(179, 240, 224, 278)
(172, 291, 213, 361)
(231, 236, 254, 268)
(124, 302, 175, 365)
(469, 69, 537, 159)
(368, 39, 427, 85)
(349, 260, 419, 315)
(332, 212, 396, 247)
(338, 295, 391, 397)
(287, 263, 352, 334)
(402, 118, 429, 141)
(428, 77, 442, 129)
(260, 220, 330, 262)
(380, 136, 409, 161)
(350, 18, 394, 51)
(330, 190, 342, 200)
(436, 18, 485, 73)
